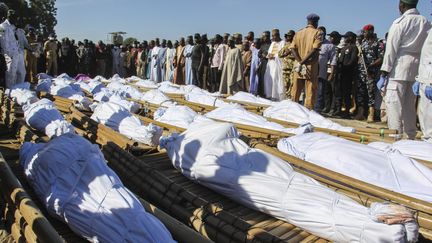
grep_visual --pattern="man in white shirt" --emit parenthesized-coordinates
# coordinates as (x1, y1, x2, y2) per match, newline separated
(0, 6, 19, 88)
(415, 28, 432, 142)
(380, 0, 430, 139)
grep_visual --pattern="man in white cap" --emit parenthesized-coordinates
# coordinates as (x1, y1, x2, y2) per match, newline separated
(379, 0, 430, 139)
(0, 4, 20, 88)
(414, 25, 432, 142)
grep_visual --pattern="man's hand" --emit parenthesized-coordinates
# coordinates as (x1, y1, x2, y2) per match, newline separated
(381, 71, 389, 78)
(377, 76, 387, 91)
(412, 81, 420, 96)
(425, 85, 432, 101)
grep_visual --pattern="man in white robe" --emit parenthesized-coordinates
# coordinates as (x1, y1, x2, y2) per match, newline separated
(149, 39, 161, 82)
(264, 29, 285, 101)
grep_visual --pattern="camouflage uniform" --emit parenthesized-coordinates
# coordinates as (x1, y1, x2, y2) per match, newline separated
(357, 39, 384, 108)
(278, 42, 295, 98)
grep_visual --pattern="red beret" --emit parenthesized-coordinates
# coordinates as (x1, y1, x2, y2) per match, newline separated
(363, 24, 374, 31)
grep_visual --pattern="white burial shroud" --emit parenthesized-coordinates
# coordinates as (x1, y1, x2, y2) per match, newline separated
(160, 120, 415, 242)
(263, 100, 355, 133)
(141, 89, 177, 107)
(368, 140, 432, 162)
(154, 105, 199, 129)
(7, 82, 38, 106)
(22, 98, 74, 138)
(226, 91, 275, 106)
(20, 133, 175, 242)
(50, 83, 92, 110)
(277, 132, 432, 202)
(91, 102, 162, 146)
(205, 105, 312, 135)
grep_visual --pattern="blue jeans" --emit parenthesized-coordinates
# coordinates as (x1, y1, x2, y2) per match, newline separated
(314, 78, 327, 112)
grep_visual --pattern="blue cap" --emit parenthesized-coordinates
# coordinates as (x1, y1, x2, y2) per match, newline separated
(307, 13, 320, 22)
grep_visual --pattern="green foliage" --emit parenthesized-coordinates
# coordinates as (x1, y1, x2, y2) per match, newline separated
(123, 37, 138, 46)
(3, 0, 57, 37)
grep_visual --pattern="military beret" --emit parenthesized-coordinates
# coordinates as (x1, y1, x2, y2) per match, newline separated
(327, 31, 341, 38)
(363, 24, 374, 31)
(401, 0, 418, 5)
(306, 13, 320, 22)
(342, 31, 357, 39)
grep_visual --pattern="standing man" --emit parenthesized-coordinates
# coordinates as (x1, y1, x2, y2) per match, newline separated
(290, 14, 322, 110)
(150, 39, 161, 82)
(191, 33, 204, 86)
(44, 34, 58, 76)
(415, 26, 432, 142)
(111, 44, 122, 76)
(0, 5, 19, 88)
(25, 28, 39, 83)
(0, 3, 8, 88)
(338, 32, 359, 118)
(184, 35, 194, 85)
(356, 24, 384, 121)
(219, 37, 244, 95)
(242, 40, 252, 91)
(315, 27, 337, 113)
(158, 39, 167, 80)
(165, 40, 175, 81)
(210, 34, 225, 92)
(264, 29, 285, 100)
(173, 37, 186, 84)
(258, 31, 271, 97)
(324, 31, 342, 115)
(249, 38, 261, 95)
(9, 11, 28, 84)
(380, 0, 430, 139)
(278, 30, 295, 99)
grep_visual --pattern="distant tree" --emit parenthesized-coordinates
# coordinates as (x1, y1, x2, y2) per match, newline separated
(123, 37, 138, 46)
(28, 0, 57, 37)
(2, 0, 57, 37)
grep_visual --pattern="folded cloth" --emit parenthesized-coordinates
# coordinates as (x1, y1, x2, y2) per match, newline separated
(20, 133, 175, 242)
(160, 119, 416, 242)
(22, 98, 74, 138)
(91, 102, 162, 146)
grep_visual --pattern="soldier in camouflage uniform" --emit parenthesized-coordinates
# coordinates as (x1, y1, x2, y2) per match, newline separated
(278, 30, 295, 98)
(355, 25, 384, 122)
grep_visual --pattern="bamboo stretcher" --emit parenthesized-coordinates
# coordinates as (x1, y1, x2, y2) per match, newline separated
(36, 94, 326, 242)
(69, 106, 432, 241)
(0, 107, 210, 242)
(27, 92, 432, 241)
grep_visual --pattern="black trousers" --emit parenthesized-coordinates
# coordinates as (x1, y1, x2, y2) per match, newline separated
(210, 67, 222, 92)
(192, 65, 203, 87)
(340, 69, 354, 112)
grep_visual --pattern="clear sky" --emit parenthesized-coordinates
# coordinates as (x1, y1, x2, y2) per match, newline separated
(55, 0, 431, 43)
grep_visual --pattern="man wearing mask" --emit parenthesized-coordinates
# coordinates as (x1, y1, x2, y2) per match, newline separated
(44, 33, 58, 76)
(379, 0, 430, 139)
(0, 5, 19, 88)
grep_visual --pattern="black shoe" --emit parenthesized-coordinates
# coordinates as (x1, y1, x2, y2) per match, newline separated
(321, 108, 330, 114)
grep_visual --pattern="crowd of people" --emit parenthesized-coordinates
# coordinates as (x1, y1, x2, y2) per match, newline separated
(0, 0, 430, 140)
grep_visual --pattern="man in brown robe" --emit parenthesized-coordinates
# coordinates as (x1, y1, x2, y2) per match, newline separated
(219, 37, 244, 95)
(173, 37, 186, 84)
(242, 41, 252, 91)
